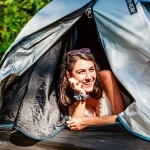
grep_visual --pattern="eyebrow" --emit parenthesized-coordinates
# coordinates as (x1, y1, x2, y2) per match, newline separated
(76, 66, 95, 72)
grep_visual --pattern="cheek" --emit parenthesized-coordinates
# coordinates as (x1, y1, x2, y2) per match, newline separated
(89, 70, 96, 76)
(72, 74, 85, 82)
(93, 72, 97, 78)
(92, 72, 97, 81)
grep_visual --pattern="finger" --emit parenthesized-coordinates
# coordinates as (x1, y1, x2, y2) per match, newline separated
(66, 121, 73, 125)
(69, 81, 77, 89)
(68, 78, 74, 82)
(68, 122, 74, 126)
(69, 122, 74, 127)
(68, 78, 77, 83)
(68, 123, 74, 128)
(70, 126, 78, 130)
(66, 121, 69, 125)
(69, 78, 79, 85)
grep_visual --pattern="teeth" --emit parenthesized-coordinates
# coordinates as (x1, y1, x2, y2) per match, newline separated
(84, 82, 91, 85)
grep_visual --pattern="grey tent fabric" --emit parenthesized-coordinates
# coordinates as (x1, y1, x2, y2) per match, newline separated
(93, 0, 150, 141)
(0, 0, 94, 109)
(0, 0, 95, 139)
(1, 41, 66, 139)
(1, 0, 150, 141)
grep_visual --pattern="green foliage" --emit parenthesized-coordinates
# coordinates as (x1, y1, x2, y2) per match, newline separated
(0, 0, 52, 56)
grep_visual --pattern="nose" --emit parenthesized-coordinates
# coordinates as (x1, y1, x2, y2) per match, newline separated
(85, 72, 92, 80)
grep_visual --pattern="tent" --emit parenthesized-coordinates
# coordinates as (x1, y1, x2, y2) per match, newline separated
(0, 0, 150, 142)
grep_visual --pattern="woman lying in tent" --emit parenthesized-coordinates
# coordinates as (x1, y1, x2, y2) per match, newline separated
(59, 48, 125, 130)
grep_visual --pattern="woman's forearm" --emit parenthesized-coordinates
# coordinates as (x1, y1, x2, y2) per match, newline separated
(83, 115, 118, 126)
(72, 101, 86, 118)
(67, 115, 118, 130)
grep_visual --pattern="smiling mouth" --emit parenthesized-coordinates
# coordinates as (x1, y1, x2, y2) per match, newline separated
(82, 82, 93, 87)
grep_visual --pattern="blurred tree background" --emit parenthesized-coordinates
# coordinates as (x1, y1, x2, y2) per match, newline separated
(0, 0, 52, 58)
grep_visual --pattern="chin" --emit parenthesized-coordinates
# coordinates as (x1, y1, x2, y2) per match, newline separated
(84, 87, 93, 93)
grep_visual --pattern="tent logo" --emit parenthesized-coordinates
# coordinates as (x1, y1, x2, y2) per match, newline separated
(126, 0, 137, 15)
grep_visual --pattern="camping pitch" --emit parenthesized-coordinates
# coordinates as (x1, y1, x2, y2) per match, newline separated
(0, 0, 150, 144)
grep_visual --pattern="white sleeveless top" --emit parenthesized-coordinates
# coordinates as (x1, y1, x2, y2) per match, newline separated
(84, 92, 113, 117)
(69, 92, 113, 119)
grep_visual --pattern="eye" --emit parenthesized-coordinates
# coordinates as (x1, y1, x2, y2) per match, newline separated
(89, 67, 95, 72)
(78, 70, 85, 74)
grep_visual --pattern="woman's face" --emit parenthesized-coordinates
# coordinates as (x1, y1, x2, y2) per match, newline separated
(69, 59, 96, 93)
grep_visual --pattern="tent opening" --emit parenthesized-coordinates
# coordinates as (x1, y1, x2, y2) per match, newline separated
(72, 14, 133, 106)
(73, 14, 110, 71)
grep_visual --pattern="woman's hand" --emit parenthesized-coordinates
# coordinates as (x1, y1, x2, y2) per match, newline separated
(68, 78, 86, 118)
(66, 117, 89, 130)
(68, 78, 86, 94)
(66, 115, 118, 130)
